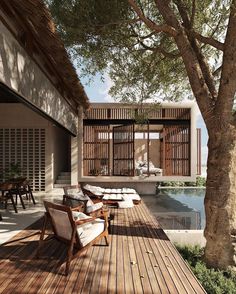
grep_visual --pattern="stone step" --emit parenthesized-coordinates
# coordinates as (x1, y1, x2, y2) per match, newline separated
(60, 172, 71, 176)
(54, 183, 68, 188)
(55, 179, 71, 185)
(58, 175, 71, 180)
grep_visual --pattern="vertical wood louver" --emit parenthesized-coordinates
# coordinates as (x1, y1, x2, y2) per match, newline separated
(83, 125, 110, 176)
(113, 124, 135, 176)
(162, 125, 190, 176)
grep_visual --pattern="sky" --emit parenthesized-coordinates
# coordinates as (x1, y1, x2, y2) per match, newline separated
(81, 74, 208, 167)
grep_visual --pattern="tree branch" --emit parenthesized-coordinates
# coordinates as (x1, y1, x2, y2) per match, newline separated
(154, 0, 214, 121)
(215, 0, 236, 117)
(190, 0, 196, 28)
(94, 18, 140, 28)
(173, 0, 218, 101)
(139, 40, 180, 58)
(128, 0, 177, 37)
(213, 66, 222, 77)
(191, 31, 224, 51)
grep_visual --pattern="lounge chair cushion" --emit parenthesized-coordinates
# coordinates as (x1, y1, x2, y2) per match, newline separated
(72, 211, 92, 221)
(78, 218, 105, 247)
(122, 193, 141, 201)
(72, 211, 93, 234)
(103, 194, 123, 201)
(66, 189, 95, 204)
(118, 200, 134, 208)
(83, 184, 105, 194)
(121, 188, 137, 194)
(66, 188, 84, 198)
(86, 202, 103, 213)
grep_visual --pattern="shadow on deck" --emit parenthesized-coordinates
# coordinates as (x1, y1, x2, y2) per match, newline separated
(0, 203, 206, 293)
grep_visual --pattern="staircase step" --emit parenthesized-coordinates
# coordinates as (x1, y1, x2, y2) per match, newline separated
(55, 179, 71, 185)
(58, 175, 71, 180)
(60, 172, 71, 176)
(54, 183, 68, 188)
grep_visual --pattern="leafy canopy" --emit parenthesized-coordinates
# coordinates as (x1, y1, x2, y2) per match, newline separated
(47, 0, 229, 103)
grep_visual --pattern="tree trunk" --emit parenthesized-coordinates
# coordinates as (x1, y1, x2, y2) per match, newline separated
(204, 125, 236, 269)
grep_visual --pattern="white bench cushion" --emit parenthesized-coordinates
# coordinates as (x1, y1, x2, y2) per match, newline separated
(103, 194, 123, 201)
(118, 200, 134, 208)
(122, 193, 141, 201)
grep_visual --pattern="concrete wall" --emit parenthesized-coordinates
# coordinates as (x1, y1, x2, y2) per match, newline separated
(0, 19, 77, 134)
(0, 103, 71, 191)
(135, 139, 161, 168)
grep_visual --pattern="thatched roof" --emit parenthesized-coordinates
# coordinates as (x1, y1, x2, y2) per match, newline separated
(0, 0, 90, 110)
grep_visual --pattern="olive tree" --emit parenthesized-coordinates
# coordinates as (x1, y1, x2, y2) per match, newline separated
(47, 0, 236, 269)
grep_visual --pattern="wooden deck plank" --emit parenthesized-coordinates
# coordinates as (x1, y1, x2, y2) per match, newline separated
(107, 207, 119, 293)
(97, 221, 112, 294)
(115, 209, 125, 294)
(121, 209, 135, 293)
(0, 202, 206, 294)
(128, 206, 159, 294)
(137, 203, 189, 293)
(0, 235, 41, 293)
(133, 205, 179, 294)
(139, 203, 206, 293)
(130, 204, 172, 294)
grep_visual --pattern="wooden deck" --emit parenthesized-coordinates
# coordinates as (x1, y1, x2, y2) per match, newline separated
(0, 202, 206, 293)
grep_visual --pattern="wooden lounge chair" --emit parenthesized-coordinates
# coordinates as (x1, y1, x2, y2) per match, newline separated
(63, 184, 104, 217)
(38, 201, 109, 275)
(81, 183, 141, 205)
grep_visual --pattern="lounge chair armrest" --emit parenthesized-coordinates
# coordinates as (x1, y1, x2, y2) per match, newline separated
(71, 204, 86, 212)
(100, 209, 109, 230)
(75, 216, 96, 225)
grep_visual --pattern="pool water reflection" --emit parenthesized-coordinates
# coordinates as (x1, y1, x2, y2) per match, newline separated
(142, 188, 206, 230)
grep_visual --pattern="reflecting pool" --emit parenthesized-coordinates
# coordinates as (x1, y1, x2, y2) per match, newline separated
(142, 188, 206, 230)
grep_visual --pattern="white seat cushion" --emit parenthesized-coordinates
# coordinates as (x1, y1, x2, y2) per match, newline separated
(66, 189, 84, 199)
(122, 188, 136, 194)
(72, 211, 91, 221)
(78, 218, 105, 247)
(86, 202, 103, 213)
(72, 211, 93, 234)
(122, 193, 141, 201)
(83, 184, 105, 193)
(104, 188, 112, 193)
(103, 194, 123, 201)
(118, 200, 134, 208)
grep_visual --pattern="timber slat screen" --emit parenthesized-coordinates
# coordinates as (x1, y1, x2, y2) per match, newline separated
(163, 125, 190, 176)
(83, 125, 110, 176)
(197, 128, 201, 175)
(84, 106, 193, 177)
(0, 202, 206, 294)
(86, 107, 191, 120)
(113, 124, 134, 176)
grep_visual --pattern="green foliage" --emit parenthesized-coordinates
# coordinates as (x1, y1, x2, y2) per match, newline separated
(160, 176, 206, 187)
(3, 162, 22, 180)
(46, 0, 230, 103)
(176, 245, 236, 294)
